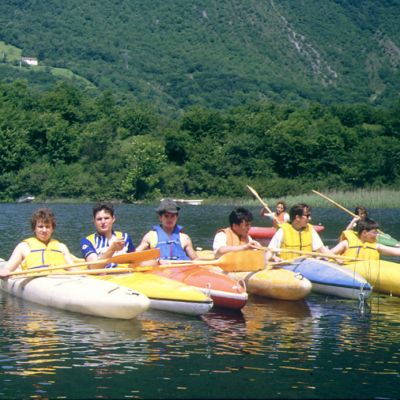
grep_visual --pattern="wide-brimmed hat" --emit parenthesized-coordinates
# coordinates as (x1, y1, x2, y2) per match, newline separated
(156, 198, 180, 214)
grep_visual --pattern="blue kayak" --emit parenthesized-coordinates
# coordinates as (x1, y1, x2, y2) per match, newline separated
(282, 258, 372, 300)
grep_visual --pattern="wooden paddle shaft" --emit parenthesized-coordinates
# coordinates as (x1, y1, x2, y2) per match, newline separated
(6, 248, 160, 277)
(246, 185, 273, 214)
(312, 190, 356, 217)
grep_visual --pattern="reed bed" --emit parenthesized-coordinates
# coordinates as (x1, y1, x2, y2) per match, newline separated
(211, 189, 400, 209)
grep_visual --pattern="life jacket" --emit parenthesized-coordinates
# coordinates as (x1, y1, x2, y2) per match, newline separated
(280, 222, 313, 260)
(21, 237, 66, 270)
(149, 225, 190, 260)
(218, 227, 249, 246)
(340, 230, 379, 262)
(85, 231, 128, 268)
(273, 212, 285, 229)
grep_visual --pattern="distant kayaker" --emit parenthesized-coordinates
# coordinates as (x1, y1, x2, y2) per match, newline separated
(0, 208, 75, 278)
(136, 198, 198, 263)
(265, 203, 334, 262)
(80, 202, 135, 268)
(331, 217, 400, 260)
(213, 207, 261, 258)
(260, 200, 290, 228)
(345, 206, 368, 231)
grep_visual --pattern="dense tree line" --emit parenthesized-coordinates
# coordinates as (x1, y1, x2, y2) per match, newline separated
(0, 81, 399, 202)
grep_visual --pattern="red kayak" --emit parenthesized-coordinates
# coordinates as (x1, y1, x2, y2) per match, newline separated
(144, 264, 248, 311)
(249, 225, 325, 239)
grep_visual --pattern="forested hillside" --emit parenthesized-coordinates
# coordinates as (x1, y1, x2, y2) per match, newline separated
(0, 0, 399, 111)
(1, 81, 399, 202)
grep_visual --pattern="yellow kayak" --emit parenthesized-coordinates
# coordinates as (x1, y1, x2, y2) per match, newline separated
(227, 268, 312, 301)
(342, 259, 400, 297)
(97, 272, 213, 316)
(197, 250, 311, 301)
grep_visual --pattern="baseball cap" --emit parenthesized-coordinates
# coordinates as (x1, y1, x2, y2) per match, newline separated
(156, 198, 180, 214)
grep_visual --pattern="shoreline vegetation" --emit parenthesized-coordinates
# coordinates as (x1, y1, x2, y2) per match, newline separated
(8, 189, 400, 209)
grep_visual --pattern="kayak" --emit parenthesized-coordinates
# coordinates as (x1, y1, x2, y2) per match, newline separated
(342, 259, 400, 297)
(377, 232, 400, 247)
(249, 225, 325, 239)
(97, 272, 214, 316)
(144, 265, 248, 310)
(282, 258, 372, 300)
(228, 268, 312, 301)
(0, 264, 150, 319)
(195, 250, 310, 301)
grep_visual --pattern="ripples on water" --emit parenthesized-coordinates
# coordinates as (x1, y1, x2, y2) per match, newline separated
(1, 293, 400, 399)
(1, 204, 400, 398)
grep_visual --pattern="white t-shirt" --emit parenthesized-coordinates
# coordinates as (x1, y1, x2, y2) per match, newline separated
(212, 231, 256, 254)
(269, 227, 324, 251)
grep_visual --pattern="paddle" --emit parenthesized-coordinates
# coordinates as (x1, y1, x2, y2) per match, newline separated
(11, 267, 137, 279)
(311, 189, 385, 234)
(246, 185, 273, 214)
(252, 244, 360, 262)
(136, 250, 266, 272)
(5, 248, 161, 278)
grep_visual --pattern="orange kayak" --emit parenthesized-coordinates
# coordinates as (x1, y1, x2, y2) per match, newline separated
(144, 264, 248, 310)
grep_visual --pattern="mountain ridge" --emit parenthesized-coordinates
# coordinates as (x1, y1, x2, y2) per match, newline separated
(0, 0, 399, 111)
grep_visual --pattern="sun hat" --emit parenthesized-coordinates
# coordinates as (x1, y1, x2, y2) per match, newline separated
(156, 198, 180, 214)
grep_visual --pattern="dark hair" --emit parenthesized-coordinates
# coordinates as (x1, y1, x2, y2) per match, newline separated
(31, 208, 56, 230)
(354, 206, 368, 217)
(229, 207, 253, 226)
(289, 203, 310, 222)
(92, 202, 115, 218)
(276, 200, 287, 211)
(356, 217, 379, 235)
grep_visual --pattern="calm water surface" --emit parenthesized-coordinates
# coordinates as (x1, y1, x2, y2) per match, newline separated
(1, 204, 400, 399)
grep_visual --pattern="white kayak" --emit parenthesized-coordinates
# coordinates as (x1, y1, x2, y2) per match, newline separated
(0, 262, 150, 319)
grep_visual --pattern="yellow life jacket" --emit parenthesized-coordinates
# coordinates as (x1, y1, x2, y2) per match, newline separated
(340, 230, 379, 262)
(21, 237, 66, 270)
(218, 227, 249, 246)
(280, 222, 313, 260)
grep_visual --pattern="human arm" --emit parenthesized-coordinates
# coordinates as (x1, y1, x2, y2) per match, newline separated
(181, 233, 198, 260)
(0, 242, 29, 278)
(377, 244, 400, 257)
(135, 232, 152, 252)
(264, 230, 284, 262)
(346, 216, 360, 231)
(260, 207, 274, 220)
(213, 231, 260, 258)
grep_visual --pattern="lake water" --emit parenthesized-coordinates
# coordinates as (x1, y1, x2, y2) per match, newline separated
(1, 203, 400, 399)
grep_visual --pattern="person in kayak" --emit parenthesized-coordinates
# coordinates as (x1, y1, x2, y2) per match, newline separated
(136, 198, 198, 263)
(265, 203, 334, 262)
(213, 207, 260, 258)
(345, 206, 368, 231)
(260, 200, 290, 228)
(0, 208, 75, 278)
(331, 217, 400, 260)
(80, 202, 135, 268)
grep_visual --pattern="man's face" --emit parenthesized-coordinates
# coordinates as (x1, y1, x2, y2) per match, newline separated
(361, 228, 378, 243)
(34, 219, 54, 243)
(296, 207, 311, 228)
(232, 220, 251, 237)
(159, 212, 178, 230)
(94, 210, 115, 236)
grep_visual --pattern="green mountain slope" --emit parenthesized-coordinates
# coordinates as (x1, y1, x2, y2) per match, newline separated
(0, 0, 399, 111)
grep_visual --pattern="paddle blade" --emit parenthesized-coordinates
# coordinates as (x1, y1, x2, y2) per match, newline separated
(214, 250, 265, 272)
(110, 248, 160, 265)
